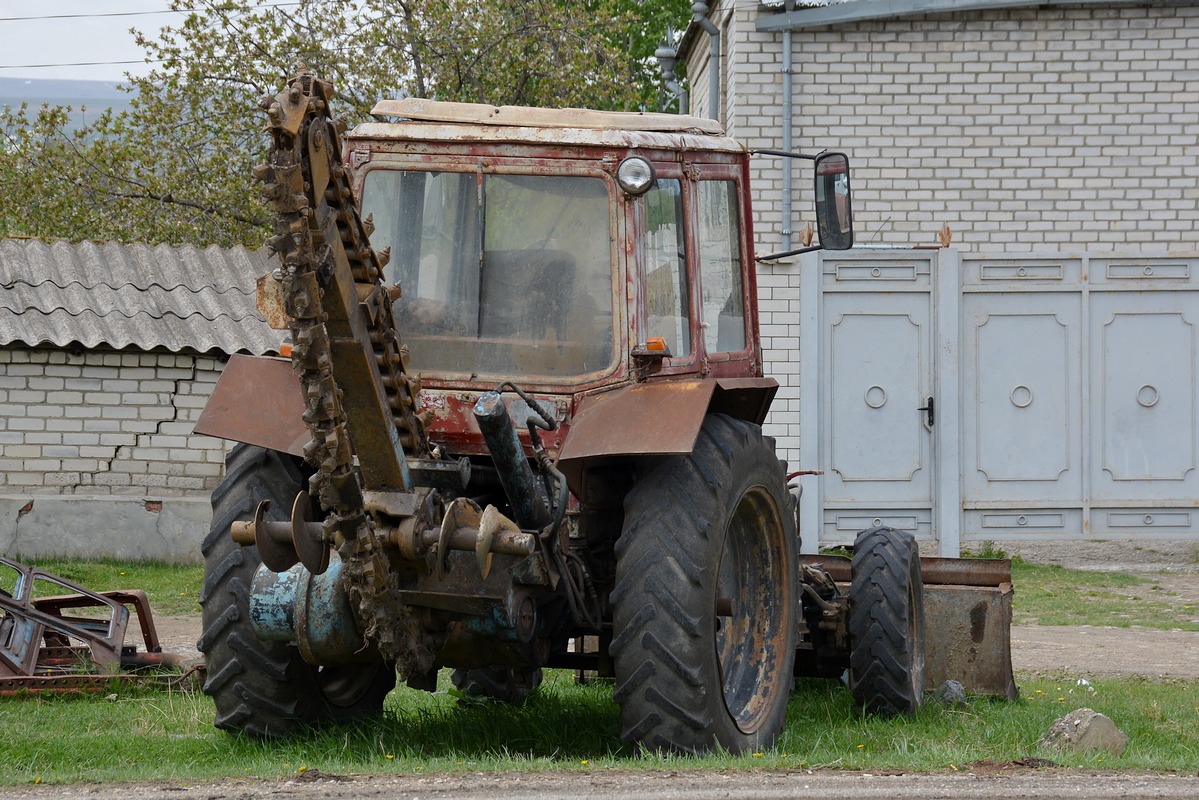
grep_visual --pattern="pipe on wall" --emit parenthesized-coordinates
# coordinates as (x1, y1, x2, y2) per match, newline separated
(691, 2, 721, 121)
(655, 36, 689, 113)
(781, 0, 795, 250)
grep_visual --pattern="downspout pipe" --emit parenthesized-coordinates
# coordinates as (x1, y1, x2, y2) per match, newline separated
(691, 2, 720, 121)
(655, 37, 688, 114)
(781, 0, 795, 250)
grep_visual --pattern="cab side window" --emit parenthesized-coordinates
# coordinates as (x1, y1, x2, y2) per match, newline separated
(697, 180, 745, 353)
(640, 178, 691, 358)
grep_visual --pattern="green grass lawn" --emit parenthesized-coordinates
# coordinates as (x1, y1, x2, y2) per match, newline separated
(24, 558, 202, 616)
(3, 671, 1197, 784)
(24, 555, 1199, 632)
(1010, 559, 1199, 631)
(5, 556, 1197, 784)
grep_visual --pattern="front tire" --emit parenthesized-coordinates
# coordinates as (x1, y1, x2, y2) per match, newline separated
(198, 444, 395, 737)
(610, 414, 798, 754)
(848, 525, 926, 715)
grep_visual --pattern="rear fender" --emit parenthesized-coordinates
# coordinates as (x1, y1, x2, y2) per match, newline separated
(557, 377, 778, 498)
(194, 354, 309, 457)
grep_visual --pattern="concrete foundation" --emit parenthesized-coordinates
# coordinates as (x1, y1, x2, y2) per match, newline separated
(0, 494, 210, 564)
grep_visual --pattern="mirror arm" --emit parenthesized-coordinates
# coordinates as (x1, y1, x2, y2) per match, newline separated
(756, 244, 824, 262)
(750, 148, 823, 161)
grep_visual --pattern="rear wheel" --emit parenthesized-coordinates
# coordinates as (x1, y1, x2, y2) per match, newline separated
(848, 525, 926, 715)
(610, 414, 798, 754)
(198, 444, 395, 737)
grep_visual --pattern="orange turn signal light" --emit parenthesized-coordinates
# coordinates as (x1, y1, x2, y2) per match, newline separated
(631, 337, 672, 360)
(279, 342, 294, 357)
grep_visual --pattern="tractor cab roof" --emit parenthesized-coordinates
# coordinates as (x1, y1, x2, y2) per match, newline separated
(352, 97, 744, 154)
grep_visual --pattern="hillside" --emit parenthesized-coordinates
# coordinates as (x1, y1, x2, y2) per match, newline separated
(0, 77, 135, 125)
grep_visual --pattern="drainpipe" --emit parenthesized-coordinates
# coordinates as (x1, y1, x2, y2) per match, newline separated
(781, 0, 795, 250)
(655, 33, 688, 114)
(691, 2, 720, 121)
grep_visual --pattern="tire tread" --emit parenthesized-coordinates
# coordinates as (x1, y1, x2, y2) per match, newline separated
(610, 414, 797, 754)
(848, 526, 926, 716)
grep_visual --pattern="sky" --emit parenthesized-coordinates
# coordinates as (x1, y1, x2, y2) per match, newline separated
(0, 0, 180, 83)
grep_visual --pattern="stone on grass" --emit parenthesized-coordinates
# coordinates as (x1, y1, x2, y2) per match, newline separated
(933, 679, 967, 708)
(1038, 708, 1128, 756)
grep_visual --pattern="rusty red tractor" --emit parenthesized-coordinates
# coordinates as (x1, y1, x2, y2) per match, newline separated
(197, 73, 1013, 755)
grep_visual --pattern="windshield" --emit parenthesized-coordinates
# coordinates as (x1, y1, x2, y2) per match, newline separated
(361, 169, 615, 380)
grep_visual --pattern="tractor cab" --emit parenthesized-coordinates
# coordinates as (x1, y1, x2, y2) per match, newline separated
(343, 99, 852, 465)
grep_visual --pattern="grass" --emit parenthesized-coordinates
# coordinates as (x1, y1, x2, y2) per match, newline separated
(4, 555, 1197, 783)
(1010, 560, 1199, 631)
(3, 670, 1197, 784)
(17, 553, 1199, 632)
(22, 558, 203, 616)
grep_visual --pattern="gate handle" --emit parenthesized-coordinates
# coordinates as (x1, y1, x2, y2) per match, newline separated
(917, 396, 935, 427)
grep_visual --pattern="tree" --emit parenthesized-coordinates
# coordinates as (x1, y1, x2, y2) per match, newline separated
(0, 0, 690, 247)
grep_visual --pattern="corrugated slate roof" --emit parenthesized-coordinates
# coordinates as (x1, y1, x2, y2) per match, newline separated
(0, 239, 283, 355)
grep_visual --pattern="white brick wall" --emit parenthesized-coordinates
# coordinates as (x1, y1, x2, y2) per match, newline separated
(686, 2, 1199, 481)
(0, 346, 231, 497)
(692, 3, 1199, 255)
(754, 260, 804, 464)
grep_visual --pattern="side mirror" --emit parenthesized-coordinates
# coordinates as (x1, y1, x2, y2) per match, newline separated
(814, 152, 853, 250)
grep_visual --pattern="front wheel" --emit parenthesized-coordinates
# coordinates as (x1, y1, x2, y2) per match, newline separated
(198, 444, 396, 737)
(610, 414, 798, 754)
(848, 525, 926, 716)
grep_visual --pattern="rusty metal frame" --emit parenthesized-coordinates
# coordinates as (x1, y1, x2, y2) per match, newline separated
(797, 554, 1018, 699)
(0, 557, 188, 696)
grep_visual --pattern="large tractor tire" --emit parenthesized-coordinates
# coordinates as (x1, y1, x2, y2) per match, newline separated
(198, 444, 395, 737)
(848, 525, 926, 716)
(610, 414, 798, 754)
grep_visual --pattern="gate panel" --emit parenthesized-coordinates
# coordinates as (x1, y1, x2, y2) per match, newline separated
(791, 249, 1199, 551)
(1093, 306, 1196, 490)
(818, 252, 934, 544)
(962, 294, 1083, 500)
(827, 305, 927, 485)
(1087, 278, 1199, 537)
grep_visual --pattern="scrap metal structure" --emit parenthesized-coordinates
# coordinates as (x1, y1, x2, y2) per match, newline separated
(0, 557, 189, 696)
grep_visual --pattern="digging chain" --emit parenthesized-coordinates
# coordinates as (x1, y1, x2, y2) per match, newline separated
(254, 72, 438, 677)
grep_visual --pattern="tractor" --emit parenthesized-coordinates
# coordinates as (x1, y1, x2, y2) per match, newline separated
(196, 73, 1013, 755)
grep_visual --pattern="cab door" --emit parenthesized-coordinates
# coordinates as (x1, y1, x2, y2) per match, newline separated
(691, 163, 760, 378)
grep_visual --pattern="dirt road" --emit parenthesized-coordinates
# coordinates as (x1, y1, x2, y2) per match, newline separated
(1012, 625, 1199, 678)
(152, 615, 1199, 679)
(5, 768, 1199, 799)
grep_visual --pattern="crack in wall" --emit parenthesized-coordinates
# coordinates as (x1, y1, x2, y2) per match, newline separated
(78, 356, 201, 491)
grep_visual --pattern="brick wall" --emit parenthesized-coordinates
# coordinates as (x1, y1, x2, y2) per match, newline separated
(0, 345, 231, 562)
(755, 260, 803, 466)
(693, 3, 1199, 255)
(0, 346, 230, 495)
(685, 2, 1199, 485)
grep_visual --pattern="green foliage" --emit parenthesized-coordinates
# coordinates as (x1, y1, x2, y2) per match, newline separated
(4, 671, 1199, 784)
(961, 540, 1009, 560)
(0, 0, 691, 248)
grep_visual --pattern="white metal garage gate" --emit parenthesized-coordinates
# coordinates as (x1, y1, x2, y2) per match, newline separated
(774, 248, 1199, 556)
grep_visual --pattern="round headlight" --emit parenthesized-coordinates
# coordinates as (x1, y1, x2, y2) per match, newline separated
(617, 157, 656, 196)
